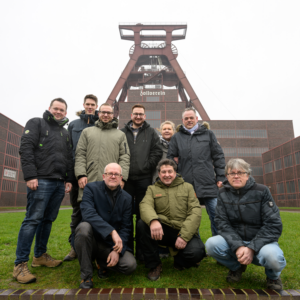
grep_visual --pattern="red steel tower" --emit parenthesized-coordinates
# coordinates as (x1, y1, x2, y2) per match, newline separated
(107, 23, 210, 120)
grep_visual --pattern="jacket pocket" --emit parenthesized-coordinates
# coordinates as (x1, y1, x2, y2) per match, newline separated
(86, 162, 94, 174)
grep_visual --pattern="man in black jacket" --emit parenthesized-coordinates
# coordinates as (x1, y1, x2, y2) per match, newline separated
(167, 107, 225, 236)
(64, 94, 98, 262)
(13, 98, 74, 284)
(205, 158, 286, 290)
(121, 104, 163, 260)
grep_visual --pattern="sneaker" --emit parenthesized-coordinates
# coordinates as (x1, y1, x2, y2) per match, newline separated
(226, 264, 247, 283)
(31, 253, 62, 268)
(147, 264, 162, 281)
(266, 276, 283, 290)
(174, 263, 185, 271)
(159, 253, 169, 259)
(79, 277, 93, 289)
(13, 262, 36, 284)
(96, 263, 109, 280)
(63, 246, 77, 261)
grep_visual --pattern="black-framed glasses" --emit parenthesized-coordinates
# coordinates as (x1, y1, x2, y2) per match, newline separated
(132, 113, 144, 117)
(104, 172, 122, 177)
(227, 172, 247, 177)
(100, 111, 113, 115)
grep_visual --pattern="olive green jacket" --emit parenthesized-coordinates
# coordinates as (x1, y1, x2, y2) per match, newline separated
(75, 118, 130, 202)
(139, 175, 201, 242)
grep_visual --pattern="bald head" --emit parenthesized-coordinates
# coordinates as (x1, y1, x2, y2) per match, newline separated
(103, 163, 123, 190)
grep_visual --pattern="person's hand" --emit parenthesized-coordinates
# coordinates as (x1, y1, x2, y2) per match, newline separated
(216, 181, 223, 188)
(174, 157, 179, 164)
(150, 220, 164, 240)
(27, 179, 38, 190)
(78, 177, 87, 189)
(107, 250, 119, 267)
(120, 181, 125, 189)
(65, 182, 72, 193)
(236, 246, 254, 265)
(175, 237, 187, 249)
(110, 230, 123, 253)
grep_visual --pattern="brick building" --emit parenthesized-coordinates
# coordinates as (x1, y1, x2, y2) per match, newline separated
(262, 136, 300, 207)
(0, 113, 70, 207)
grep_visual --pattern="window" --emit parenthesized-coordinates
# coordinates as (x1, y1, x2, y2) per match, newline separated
(274, 158, 282, 171)
(251, 166, 263, 176)
(212, 130, 235, 138)
(264, 162, 273, 174)
(295, 151, 300, 165)
(286, 181, 295, 193)
(147, 120, 161, 129)
(277, 195, 285, 200)
(287, 194, 297, 200)
(146, 96, 159, 102)
(284, 155, 293, 168)
(236, 130, 267, 138)
(276, 182, 284, 194)
(147, 111, 161, 130)
(223, 148, 237, 157)
(298, 179, 300, 192)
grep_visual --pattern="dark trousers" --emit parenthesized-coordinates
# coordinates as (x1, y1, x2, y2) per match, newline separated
(137, 219, 206, 269)
(68, 182, 82, 245)
(74, 222, 137, 280)
(124, 177, 152, 252)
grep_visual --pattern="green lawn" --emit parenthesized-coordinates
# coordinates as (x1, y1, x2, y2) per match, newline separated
(0, 209, 299, 290)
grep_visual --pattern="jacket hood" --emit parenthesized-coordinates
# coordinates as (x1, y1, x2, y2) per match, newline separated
(95, 117, 118, 129)
(155, 174, 185, 189)
(43, 110, 69, 127)
(222, 176, 256, 194)
(76, 110, 99, 123)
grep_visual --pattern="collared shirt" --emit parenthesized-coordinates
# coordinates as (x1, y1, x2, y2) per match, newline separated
(130, 123, 142, 142)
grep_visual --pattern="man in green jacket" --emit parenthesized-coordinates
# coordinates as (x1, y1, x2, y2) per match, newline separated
(138, 159, 206, 281)
(75, 103, 130, 202)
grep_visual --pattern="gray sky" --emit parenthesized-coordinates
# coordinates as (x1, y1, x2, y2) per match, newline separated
(1, 0, 299, 136)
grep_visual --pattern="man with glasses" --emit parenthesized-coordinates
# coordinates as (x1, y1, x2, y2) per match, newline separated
(75, 103, 130, 205)
(121, 104, 163, 261)
(205, 158, 286, 290)
(74, 163, 137, 288)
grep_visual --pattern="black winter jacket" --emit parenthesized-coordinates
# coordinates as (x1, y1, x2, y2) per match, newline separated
(19, 110, 74, 182)
(215, 176, 283, 254)
(167, 123, 225, 198)
(121, 121, 163, 180)
(68, 110, 99, 160)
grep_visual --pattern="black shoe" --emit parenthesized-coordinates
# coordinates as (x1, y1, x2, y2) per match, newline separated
(226, 265, 247, 283)
(147, 264, 162, 281)
(79, 277, 93, 288)
(266, 276, 283, 290)
(97, 266, 109, 279)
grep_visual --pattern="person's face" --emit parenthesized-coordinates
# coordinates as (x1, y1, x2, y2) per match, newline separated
(102, 164, 123, 190)
(182, 111, 198, 129)
(158, 165, 176, 186)
(131, 107, 146, 127)
(99, 105, 113, 123)
(161, 124, 174, 141)
(226, 168, 249, 189)
(48, 101, 67, 120)
(83, 99, 98, 115)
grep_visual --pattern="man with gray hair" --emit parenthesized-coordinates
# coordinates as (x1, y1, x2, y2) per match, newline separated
(167, 107, 225, 236)
(205, 158, 286, 290)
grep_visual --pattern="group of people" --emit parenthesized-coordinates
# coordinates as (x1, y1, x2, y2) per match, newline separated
(13, 95, 286, 290)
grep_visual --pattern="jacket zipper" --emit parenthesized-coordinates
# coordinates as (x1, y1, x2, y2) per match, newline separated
(237, 190, 247, 240)
(86, 162, 94, 173)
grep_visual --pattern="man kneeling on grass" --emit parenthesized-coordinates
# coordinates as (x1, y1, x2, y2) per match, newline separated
(137, 158, 206, 281)
(205, 158, 286, 290)
(74, 163, 136, 288)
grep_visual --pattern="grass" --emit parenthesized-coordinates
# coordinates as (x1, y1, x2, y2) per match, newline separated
(278, 207, 300, 210)
(0, 209, 299, 290)
(0, 206, 72, 211)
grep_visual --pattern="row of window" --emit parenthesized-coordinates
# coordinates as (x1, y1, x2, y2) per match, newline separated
(212, 129, 268, 139)
(264, 151, 300, 173)
(276, 179, 300, 194)
(223, 147, 269, 157)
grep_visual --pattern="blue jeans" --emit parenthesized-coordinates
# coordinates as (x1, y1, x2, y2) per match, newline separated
(200, 197, 218, 236)
(205, 235, 286, 280)
(15, 179, 65, 265)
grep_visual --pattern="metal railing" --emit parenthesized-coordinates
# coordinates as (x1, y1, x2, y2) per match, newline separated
(119, 22, 187, 26)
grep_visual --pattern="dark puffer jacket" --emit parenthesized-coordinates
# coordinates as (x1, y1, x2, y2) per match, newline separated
(68, 110, 99, 160)
(121, 121, 163, 180)
(167, 122, 225, 198)
(19, 110, 74, 182)
(215, 176, 283, 254)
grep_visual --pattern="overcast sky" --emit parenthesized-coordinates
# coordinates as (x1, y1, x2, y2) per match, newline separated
(1, 1, 299, 136)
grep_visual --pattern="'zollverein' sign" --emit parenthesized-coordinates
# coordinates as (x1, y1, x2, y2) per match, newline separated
(140, 91, 165, 96)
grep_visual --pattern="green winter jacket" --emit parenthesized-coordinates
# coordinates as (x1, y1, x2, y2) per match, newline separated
(75, 118, 130, 202)
(139, 175, 201, 242)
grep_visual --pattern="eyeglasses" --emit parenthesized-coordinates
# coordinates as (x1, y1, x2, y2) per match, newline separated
(132, 113, 144, 117)
(100, 111, 113, 115)
(227, 172, 248, 177)
(104, 173, 122, 177)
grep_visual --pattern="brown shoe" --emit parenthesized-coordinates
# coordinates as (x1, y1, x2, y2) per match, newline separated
(13, 262, 36, 284)
(63, 246, 77, 261)
(147, 264, 162, 281)
(32, 253, 62, 268)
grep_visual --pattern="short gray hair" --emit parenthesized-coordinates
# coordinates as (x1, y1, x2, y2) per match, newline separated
(225, 158, 252, 175)
(103, 163, 122, 174)
(160, 120, 175, 133)
(182, 107, 197, 118)
(157, 158, 177, 173)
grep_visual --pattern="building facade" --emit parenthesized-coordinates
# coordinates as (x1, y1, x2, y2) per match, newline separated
(262, 136, 300, 207)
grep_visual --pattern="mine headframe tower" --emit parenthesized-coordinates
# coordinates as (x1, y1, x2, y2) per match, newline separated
(106, 22, 210, 120)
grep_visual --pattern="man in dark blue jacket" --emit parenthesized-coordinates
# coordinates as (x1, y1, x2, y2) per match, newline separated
(64, 94, 99, 261)
(74, 163, 137, 288)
